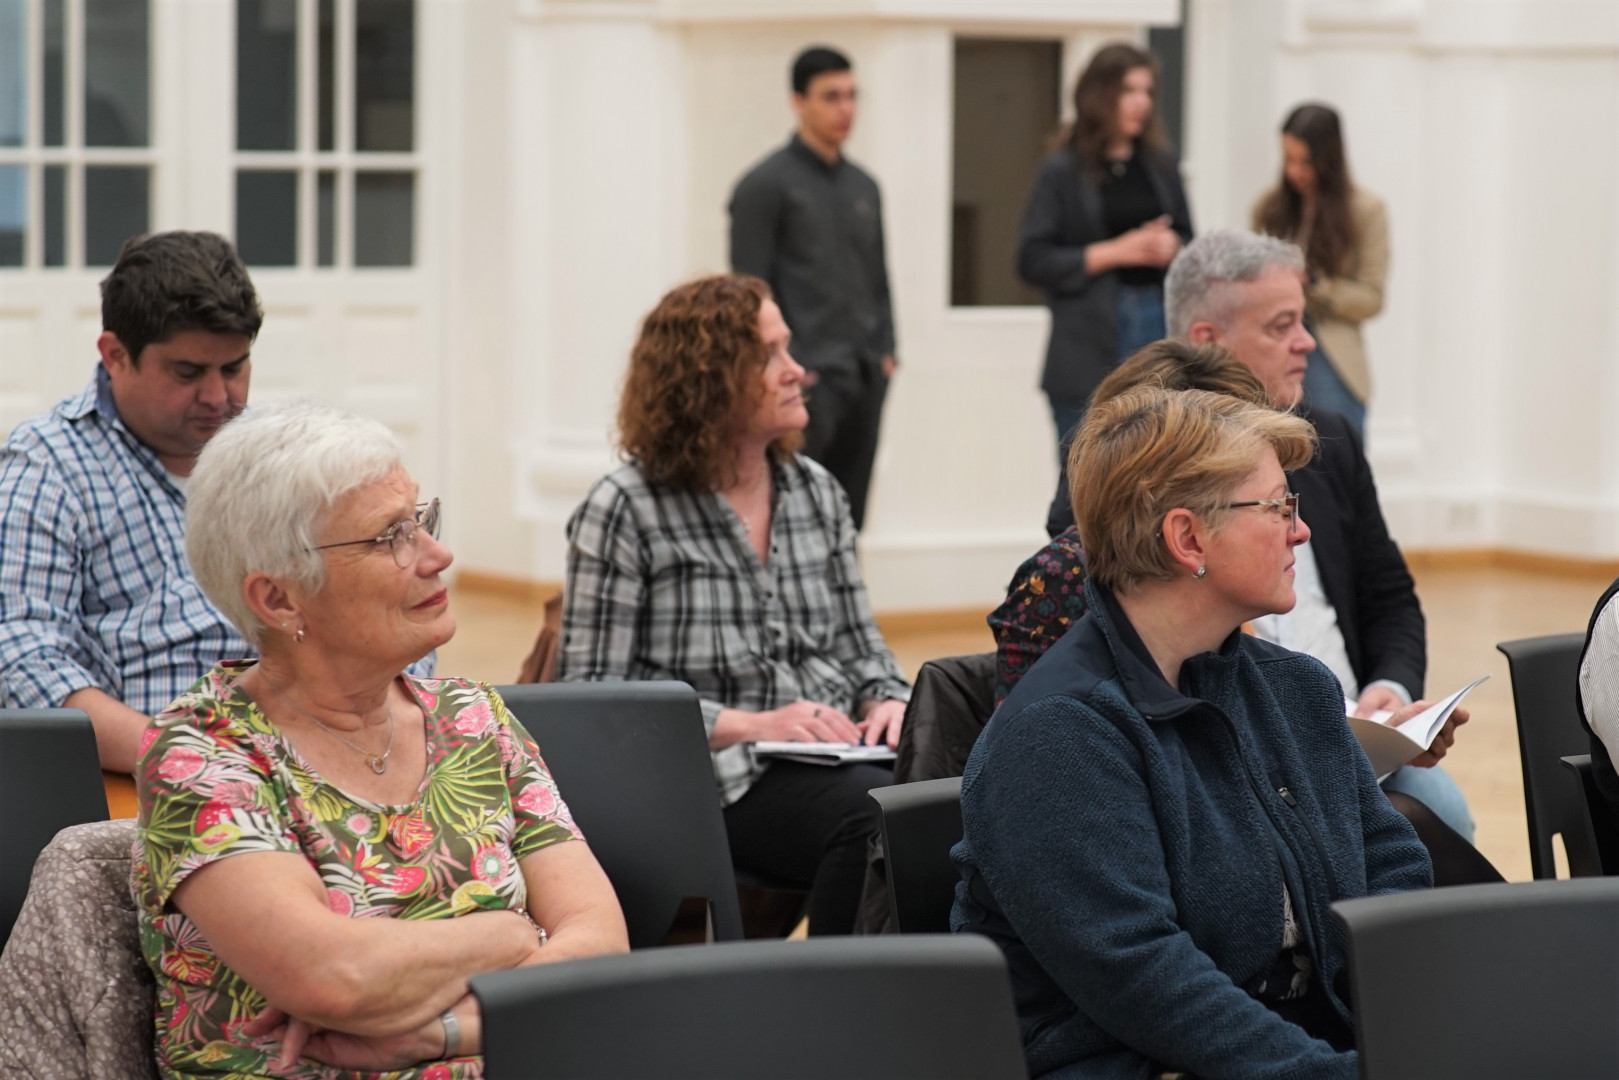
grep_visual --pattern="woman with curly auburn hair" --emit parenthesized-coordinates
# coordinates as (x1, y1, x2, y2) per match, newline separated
(559, 273, 911, 936)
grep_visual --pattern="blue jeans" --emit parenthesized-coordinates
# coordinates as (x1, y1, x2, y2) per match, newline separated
(1045, 283, 1167, 534)
(1048, 284, 1167, 461)
(1301, 345, 1366, 442)
(1115, 282, 1167, 361)
(1381, 764, 1475, 844)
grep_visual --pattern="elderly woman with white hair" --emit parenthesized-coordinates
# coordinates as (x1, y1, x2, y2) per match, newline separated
(131, 401, 627, 1079)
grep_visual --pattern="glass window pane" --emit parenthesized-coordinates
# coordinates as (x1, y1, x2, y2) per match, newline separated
(84, 165, 150, 266)
(236, 170, 298, 266)
(0, 0, 23, 147)
(353, 170, 412, 267)
(950, 38, 1059, 306)
(318, 0, 335, 151)
(43, 164, 64, 266)
(0, 166, 23, 265)
(316, 168, 335, 266)
(355, 0, 413, 152)
(237, 0, 298, 151)
(85, 0, 150, 147)
(43, 0, 64, 146)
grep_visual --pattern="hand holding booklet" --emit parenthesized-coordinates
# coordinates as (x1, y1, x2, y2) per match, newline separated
(750, 741, 897, 767)
(1347, 676, 1488, 778)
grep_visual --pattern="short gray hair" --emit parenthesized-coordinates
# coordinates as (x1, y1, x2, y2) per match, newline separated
(186, 400, 405, 647)
(1164, 230, 1305, 339)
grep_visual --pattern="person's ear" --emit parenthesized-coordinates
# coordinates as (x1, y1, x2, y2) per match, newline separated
(1160, 507, 1210, 578)
(242, 572, 303, 639)
(97, 332, 135, 375)
(1186, 322, 1220, 346)
(790, 91, 808, 121)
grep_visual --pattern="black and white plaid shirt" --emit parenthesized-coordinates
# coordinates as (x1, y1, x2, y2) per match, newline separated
(557, 455, 911, 805)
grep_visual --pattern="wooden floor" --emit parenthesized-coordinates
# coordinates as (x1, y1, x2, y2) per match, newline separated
(440, 563, 1613, 884)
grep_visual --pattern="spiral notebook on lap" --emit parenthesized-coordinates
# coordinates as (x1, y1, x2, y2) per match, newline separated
(750, 742, 898, 767)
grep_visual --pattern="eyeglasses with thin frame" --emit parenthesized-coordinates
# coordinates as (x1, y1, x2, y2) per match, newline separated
(311, 498, 442, 568)
(1225, 492, 1301, 535)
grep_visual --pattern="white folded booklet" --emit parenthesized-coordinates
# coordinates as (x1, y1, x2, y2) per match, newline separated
(1346, 676, 1489, 778)
(750, 741, 897, 766)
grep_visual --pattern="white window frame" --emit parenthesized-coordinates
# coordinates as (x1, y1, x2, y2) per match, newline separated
(0, 0, 158, 270)
(232, 0, 420, 270)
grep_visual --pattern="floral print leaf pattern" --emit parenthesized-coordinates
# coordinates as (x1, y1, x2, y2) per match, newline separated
(131, 662, 582, 1079)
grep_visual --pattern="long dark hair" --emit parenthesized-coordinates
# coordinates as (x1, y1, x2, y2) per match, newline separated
(1256, 103, 1359, 277)
(1064, 43, 1168, 176)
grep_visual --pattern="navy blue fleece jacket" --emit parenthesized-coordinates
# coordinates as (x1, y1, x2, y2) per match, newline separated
(951, 580, 1432, 1080)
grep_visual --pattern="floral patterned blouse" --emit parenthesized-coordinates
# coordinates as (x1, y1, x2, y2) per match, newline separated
(986, 528, 1089, 707)
(131, 662, 583, 1080)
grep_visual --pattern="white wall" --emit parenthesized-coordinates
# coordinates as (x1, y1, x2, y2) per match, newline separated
(17, 0, 1619, 615)
(1186, 0, 1619, 559)
(499, 0, 1176, 611)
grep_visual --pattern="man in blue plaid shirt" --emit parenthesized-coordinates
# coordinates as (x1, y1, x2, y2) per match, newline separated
(0, 232, 267, 772)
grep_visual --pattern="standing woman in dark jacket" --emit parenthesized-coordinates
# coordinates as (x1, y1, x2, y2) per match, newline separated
(954, 387, 1442, 1080)
(1016, 42, 1193, 533)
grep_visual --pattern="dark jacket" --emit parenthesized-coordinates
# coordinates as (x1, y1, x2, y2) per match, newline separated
(1036, 406, 1425, 701)
(1291, 406, 1425, 698)
(953, 580, 1431, 1080)
(1016, 146, 1193, 405)
(728, 135, 895, 374)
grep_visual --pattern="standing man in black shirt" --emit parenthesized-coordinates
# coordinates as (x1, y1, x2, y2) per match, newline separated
(729, 46, 896, 532)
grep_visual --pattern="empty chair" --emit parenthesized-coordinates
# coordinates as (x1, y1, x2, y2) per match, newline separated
(470, 934, 1027, 1080)
(869, 776, 963, 933)
(1562, 754, 1619, 874)
(495, 682, 744, 946)
(0, 710, 109, 943)
(1496, 633, 1594, 877)
(1334, 879, 1619, 1079)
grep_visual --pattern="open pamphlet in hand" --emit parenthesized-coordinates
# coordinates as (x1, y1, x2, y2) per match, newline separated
(1347, 675, 1489, 778)
(750, 741, 898, 767)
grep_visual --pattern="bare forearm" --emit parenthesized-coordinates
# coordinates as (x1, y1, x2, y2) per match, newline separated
(63, 687, 150, 773)
(299, 910, 539, 1036)
(710, 708, 759, 750)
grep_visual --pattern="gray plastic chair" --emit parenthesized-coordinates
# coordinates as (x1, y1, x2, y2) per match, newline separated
(1496, 633, 1594, 877)
(495, 682, 744, 947)
(1334, 879, 1619, 1079)
(0, 709, 109, 944)
(869, 776, 963, 933)
(1561, 754, 1619, 874)
(470, 934, 1028, 1080)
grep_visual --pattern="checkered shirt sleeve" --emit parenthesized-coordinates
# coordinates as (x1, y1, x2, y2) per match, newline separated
(557, 457, 910, 805)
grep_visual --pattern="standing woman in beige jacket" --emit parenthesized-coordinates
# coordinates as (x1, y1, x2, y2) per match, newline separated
(1254, 103, 1387, 441)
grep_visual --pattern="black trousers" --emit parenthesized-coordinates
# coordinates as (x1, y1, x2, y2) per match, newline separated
(722, 760, 892, 936)
(801, 361, 890, 532)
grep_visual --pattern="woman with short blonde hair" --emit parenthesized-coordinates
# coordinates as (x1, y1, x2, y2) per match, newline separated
(955, 386, 1438, 1079)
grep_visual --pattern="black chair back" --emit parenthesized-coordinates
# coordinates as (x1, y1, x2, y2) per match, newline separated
(471, 934, 1028, 1080)
(893, 653, 995, 784)
(1562, 754, 1619, 874)
(869, 776, 963, 933)
(1495, 633, 1593, 877)
(1334, 879, 1619, 1079)
(0, 710, 109, 942)
(495, 682, 743, 947)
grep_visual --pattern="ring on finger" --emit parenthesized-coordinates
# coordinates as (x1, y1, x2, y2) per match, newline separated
(813, 707, 822, 718)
